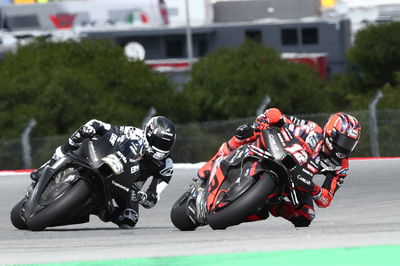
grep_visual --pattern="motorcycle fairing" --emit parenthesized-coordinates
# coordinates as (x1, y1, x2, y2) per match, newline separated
(23, 132, 140, 226)
(205, 127, 313, 214)
(23, 157, 78, 219)
(205, 144, 272, 213)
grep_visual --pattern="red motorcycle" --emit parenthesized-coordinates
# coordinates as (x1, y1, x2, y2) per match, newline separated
(170, 124, 315, 230)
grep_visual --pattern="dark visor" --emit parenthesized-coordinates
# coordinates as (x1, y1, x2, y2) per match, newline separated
(332, 132, 358, 154)
(149, 134, 174, 152)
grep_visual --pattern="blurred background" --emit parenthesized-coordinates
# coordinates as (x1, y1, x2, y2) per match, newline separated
(0, 0, 399, 169)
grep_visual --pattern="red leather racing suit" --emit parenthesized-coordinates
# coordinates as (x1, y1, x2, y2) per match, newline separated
(198, 109, 350, 227)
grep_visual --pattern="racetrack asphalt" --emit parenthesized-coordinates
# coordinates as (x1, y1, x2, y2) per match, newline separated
(0, 159, 399, 265)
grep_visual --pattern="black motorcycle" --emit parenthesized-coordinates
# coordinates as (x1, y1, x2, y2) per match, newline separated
(170, 125, 314, 230)
(11, 132, 142, 231)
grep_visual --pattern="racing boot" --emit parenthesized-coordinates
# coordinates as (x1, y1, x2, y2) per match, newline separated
(112, 208, 139, 229)
(197, 141, 233, 180)
(30, 146, 65, 181)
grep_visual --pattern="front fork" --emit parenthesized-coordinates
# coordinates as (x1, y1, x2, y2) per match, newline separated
(25, 181, 36, 199)
(187, 179, 207, 225)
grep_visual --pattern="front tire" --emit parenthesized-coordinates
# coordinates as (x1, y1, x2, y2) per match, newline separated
(26, 179, 91, 231)
(170, 193, 199, 231)
(10, 200, 28, 230)
(207, 173, 276, 230)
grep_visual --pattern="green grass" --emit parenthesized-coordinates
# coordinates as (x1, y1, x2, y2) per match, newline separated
(24, 244, 400, 266)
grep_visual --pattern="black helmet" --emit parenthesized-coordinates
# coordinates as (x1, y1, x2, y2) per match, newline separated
(144, 116, 176, 160)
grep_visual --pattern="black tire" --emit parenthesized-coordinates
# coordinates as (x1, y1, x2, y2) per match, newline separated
(170, 193, 199, 231)
(26, 180, 91, 231)
(10, 199, 28, 230)
(207, 173, 276, 230)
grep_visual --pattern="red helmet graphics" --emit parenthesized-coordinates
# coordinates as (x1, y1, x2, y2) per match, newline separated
(323, 113, 361, 158)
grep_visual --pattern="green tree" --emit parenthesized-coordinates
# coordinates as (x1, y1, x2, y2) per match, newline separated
(182, 40, 330, 121)
(0, 38, 175, 138)
(347, 22, 400, 89)
(327, 22, 400, 111)
(377, 72, 400, 109)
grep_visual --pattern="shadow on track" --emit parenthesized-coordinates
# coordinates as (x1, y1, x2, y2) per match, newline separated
(44, 226, 173, 232)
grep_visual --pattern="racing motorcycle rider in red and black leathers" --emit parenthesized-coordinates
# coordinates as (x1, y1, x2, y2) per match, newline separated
(30, 116, 176, 229)
(198, 108, 361, 227)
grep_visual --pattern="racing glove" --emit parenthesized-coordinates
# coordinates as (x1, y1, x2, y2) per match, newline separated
(312, 186, 333, 208)
(80, 125, 96, 138)
(70, 125, 96, 144)
(255, 114, 269, 131)
(130, 190, 147, 204)
(130, 189, 157, 208)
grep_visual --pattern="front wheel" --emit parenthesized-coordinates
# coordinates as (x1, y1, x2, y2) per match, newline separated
(170, 193, 199, 231)
(25, 179, 91, 231)
(10, 199, 28, 230)
(207, 172, 277, 230)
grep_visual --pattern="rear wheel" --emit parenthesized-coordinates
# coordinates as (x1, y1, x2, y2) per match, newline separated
(207, 173, 276, 230)
(170, 193, 199, 231)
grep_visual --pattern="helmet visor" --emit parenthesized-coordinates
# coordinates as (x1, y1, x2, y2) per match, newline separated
(147, 146, 169, 160)
(147, 133, 174, 152)
(332, 132, 359, 154)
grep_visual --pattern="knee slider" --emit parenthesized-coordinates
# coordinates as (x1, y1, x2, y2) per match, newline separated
(291, 216, 312, 227)
(291, 205, 315, 227)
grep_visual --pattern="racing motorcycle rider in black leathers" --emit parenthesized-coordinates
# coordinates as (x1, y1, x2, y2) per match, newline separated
(198, 108, 361, 227)
(30, 116, 176, 229)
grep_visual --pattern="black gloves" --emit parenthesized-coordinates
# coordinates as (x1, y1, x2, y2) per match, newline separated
(130, 189, 147, 204)
(70, 125, 96, 144)
(79, 125, 96, 138)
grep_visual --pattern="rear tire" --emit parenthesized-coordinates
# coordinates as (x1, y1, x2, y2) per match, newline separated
(170, 193, 199, 231)
(207, 173, 276, 230)
(10, 200, 28, 230)
(26, 179, 91, 231)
